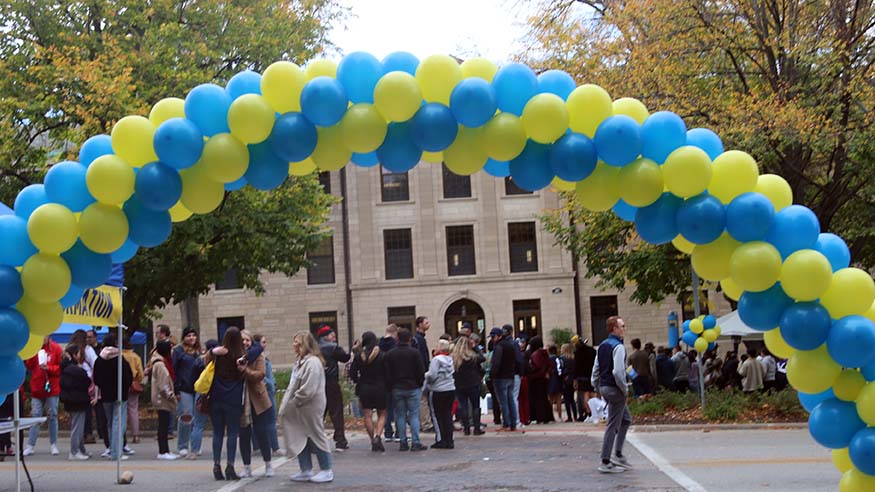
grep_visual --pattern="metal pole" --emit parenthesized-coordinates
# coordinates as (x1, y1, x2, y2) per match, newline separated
(691, 267, 705, 410)
(14, 389, 20, 492)
(116, 286, 126, 484)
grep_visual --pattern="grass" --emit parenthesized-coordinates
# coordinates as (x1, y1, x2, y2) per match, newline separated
(628, 388, 806, 423)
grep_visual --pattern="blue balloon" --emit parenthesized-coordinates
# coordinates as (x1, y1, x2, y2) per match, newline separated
(337, 52, 382, 104)
(300, 77, 348, 127)
(13, 184, 48, 219)
(110, 239, 139, 264)
(509, 141, 553, 192)
(62, 241, 112, 289)
(725, 192, 775, 242)
(78, 134, 114, 166)
(135, 162, 183, 211)
(0, 266, 22, 307)
(537, 70, 576, 100)
(483, 159, 510, 178)
(827, 315, 875, 368)
(0, 355, 26, 396)
(381, 51, 419, 75)
(808, 398, 865, 449)
(0, 308, 28, 356)
(682, 320, 692, 332)
(634, 192, 683, 245)
(60, 283, 85, 308)
(612, 200, 637, 222)
(410, 103, 458, 152)
(351, 152, 379, 168)
(779, 302, 832, 351)
(377, 122, 421, 173)
(224, 176, 247, 191)
(641, 111, 687, 163)
(123, 197, 172, 248)
(764, 205, 820, 259)
(798, 388, 835, 413)
(225, 70, 262, 100)
(245, 141, 288, 191)
(0, 215, 37, 267)
(450, 78, 497, 128)
(549, 133, 597, 182)
(682, 330, 699, 347)
(738, 283, 793, 331)
(184, 83, 232, 137)
(676, 194, 726, 244)
(594, 115, 642, 167)
(703, 315, 717, 329)
(686, 128, 723, 160)
(44, 160, 94, 212)
(270, 112, 318, 162)
(815, 233, 851, 272)
(491, 63, 538, 116)
(863, 361, 875, 382)
(850, 428, 875, 475)
(153, 118, 204, 170)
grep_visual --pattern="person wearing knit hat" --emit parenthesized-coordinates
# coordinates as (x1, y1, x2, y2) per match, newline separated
(317, 326, 334, 339)
(172, 326, 202, 458)
(318, 326, 351, 450)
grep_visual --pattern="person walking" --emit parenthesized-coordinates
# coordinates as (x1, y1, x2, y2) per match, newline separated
(317, 326, 351, 451)
(426, 339, 455, 449)
(527, 336, 555, 424)
(281, 331, 335, 483)
(592, 316, 632, 474)
(60, 345, 92, 460)
(172, 327, 201, 457)
(489, 327, 518, 432)
(23, 335, 63, 457)
(385, 328, 428, 451)
(238, 329, 273, 478)
(254, 334, 283, 457)
(92, 333, 133, 462)
(150, 341, 178, 460)
(349, 331, 389, 452)
(122, 336, 144, 445)
(559, 343, 578, 422)
(451, 335, 485, 436)
(573, 336, 596, 422)
(206, 327, 246, 481)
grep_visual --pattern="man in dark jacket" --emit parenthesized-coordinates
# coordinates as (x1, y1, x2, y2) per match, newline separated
(413, 316, 433, 432)
(489, 327, 518, 431)
(92, 333, 133, 461)
(385, 329, 427, 451)
(573, 336, 597, 422)
(379, 323, 399, 441)
(317, 325, 351, 450)
(655, 347, 677, 391)
(591, 316, 632, 474)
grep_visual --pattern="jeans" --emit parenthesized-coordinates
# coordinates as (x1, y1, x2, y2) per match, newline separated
(267, 390, 280, 451)
(493, 378, 518, 429)
(191, 398, 208, 454)
(512, 375, 521, 426)
(157, 410, 171, 455)
(599, 385, 632, 462)
(296, 437, 332, 471)
(392, 388, 422, 445)
(176, 392, 195, 452)
(455, 385, 481, 431)
(383, 392, 396, 439)
(210, 400, 242, 465)
(102, 400, 128, 460)
(69, 410, 86, 455)
(27, 396, 59, 447)
(486, 379, 501, 425)
(240, 408, 272, 465)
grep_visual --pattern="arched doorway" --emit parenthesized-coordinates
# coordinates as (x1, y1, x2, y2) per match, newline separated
(444, 298, 485, 339)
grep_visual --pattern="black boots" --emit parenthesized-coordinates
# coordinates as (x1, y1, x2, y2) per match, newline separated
(213, 464, 224, 481)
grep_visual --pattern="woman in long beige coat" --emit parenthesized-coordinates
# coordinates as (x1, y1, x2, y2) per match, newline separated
(150, 341, 177, 461)
(280, 331, 334, 483)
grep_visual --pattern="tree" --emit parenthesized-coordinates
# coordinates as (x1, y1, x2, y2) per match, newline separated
(527, 0, 875, 303)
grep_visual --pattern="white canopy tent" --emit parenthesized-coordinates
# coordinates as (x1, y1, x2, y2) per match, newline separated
(716, 310, 764, 338)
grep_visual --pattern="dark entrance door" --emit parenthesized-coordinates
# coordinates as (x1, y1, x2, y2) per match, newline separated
(444, 299, 486, 339)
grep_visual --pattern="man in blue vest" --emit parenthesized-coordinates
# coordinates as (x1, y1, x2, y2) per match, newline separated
(591, 316, 632, 473)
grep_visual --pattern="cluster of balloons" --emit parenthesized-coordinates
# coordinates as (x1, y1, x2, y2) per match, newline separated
(681, 314, 721, 354)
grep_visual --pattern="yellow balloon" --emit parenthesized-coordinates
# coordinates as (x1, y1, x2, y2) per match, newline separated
(416, 55, 462, 105)
(199, 133, 249, 183)
(180, 165, 224, 214)
(840, 469, 875, 492)
(261, 61, 307, 113)
(764, 327, 796, 359)
(864, 300, 875, 324)
(821, 268, 875, 319)
(374, 71, 422, 122)
(787, 345, 842, 394)
(720, 277, 743, 301)
(690, 318, 704, 334)
(444, 126, 487, 175)
(702, 329, 718, 342)
(833, 448, 854, 473)
(422, 151, 443, 163)
(86, 155, 135, 204)
(27, 204, 78, 254)
(754, 174, 793, 212)
(709, 150, 759, 204)
(338, 104, 388, 153)
(227, 94, 274, 144)
(691, 233, 740, 281)
(662, 146, 713, 198)
(575, 162, 620, 211)
(612, 98, 649, 124)
(779, 249, 833, 301)
(729, 241, 782, 292)
(18, 333, 43, 359)
(856, 381, 875, 425)
(694, 337, 708, 353)
(567, 84, 612, 137)
(521, 94, 569, 143)
(833, 369, 866, 401)
(79, 203, 128, 254)
(16, 296, 63, 336)
(461, 58, 498, 81)
(672, 235, 696, 254)
(111, 115, 158, 167)
(289, 158, 317, 176)
(149, 97, 186, 125)
(311, 126, 351, 171)
(618, 158, 663, 207)
(21, 253, 71, 303)
(552, 177, 576, 192)
(483, 113, 526, 161)
(306, 59, 337, 79)
(168, 201, 193, 223)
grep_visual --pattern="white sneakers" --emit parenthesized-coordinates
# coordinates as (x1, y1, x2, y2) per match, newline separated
(50, 444, 59, 456)
(123, 445, 135, 455)
(177, 448, 189, 457)
(100, 448, 111, 458)
(310, 470, 334, 483)
(264, 463, 274, 477)
(22, 446, 34, 457)
(242, 465, 253, 478)
(290, 470, 314, 482)
(68, 452, 90, 461)
(157, 453, 179, 460)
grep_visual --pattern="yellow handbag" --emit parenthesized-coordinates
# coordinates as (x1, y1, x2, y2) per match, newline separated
(194, 361, 215, 394)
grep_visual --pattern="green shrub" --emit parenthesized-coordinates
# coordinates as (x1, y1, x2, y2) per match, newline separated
(549, 328, 573, 347)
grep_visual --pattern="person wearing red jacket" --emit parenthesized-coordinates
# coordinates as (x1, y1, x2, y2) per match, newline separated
(24, 336, 63, 456)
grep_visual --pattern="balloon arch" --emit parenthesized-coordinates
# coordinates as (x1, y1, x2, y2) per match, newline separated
(1, 52, 874, 489)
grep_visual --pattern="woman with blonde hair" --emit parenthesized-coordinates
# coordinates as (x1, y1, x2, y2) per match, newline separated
(451, 337, 485, 436)
(280, 331, 334, 483)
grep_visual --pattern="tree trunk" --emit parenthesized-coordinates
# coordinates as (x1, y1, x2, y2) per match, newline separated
(179, 295, 201, 333)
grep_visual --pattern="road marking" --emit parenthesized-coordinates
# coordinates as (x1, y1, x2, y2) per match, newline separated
(676, 456, 830, 467)
(627, 434, 708, 492)
(213, 457, 289, 492)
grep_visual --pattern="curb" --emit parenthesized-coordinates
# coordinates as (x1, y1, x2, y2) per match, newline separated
(632, 422, 807, 432)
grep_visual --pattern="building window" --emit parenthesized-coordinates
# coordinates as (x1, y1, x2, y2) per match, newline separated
(215, 269, 241, 290)
(505, 176, 533, 195)
(381, 166, 409, 202)
(513, 299, 541, 339)
(384, 229, 414, 279)
(309, 311, 338, 338)
(446, 225, 476, 276)
(217, 316, 245, 341)
(442, 164, 471, 199)
(318, 171, 331, 194)
(590, 295, 618, 345)
(681, 290, 710, 321)
(387, 306, 416, 331)
(307, 235, 335, 285)
(508, 222, 538, 273)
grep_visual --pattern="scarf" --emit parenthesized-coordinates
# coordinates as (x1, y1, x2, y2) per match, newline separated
(163, 356, 176, 382)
